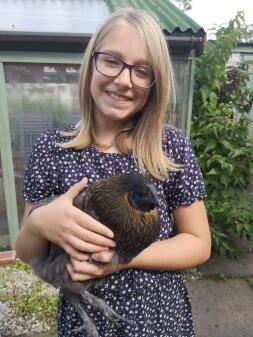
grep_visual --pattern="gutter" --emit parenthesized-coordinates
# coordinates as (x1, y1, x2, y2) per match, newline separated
(0, 31, 206, 56)
(165, 36, 206, 56)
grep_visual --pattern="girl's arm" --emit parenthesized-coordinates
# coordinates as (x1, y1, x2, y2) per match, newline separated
(127, 199, 211, 270)
(15, 178, 116, 263)
(67, 199, 211, 281)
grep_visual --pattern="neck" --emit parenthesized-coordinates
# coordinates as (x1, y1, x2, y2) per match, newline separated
(93, 116, 124, 149)
(92, 138, 114, 150)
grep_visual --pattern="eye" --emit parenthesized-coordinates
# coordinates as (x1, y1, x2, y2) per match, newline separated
(101, 55, 121, 67)
(134, 66, 153, 78)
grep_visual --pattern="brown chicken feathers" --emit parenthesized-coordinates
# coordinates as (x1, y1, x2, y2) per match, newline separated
(29, 173, 160, 336)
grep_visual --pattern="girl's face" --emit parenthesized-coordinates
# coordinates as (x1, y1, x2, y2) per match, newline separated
(90, 25, 152, 127)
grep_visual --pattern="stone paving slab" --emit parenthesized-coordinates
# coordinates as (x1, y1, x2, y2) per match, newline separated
(187, 278, 253, 337)
(198, 252, 253, 277)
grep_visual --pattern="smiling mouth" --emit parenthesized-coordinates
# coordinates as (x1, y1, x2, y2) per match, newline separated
(106, 91, 131, 102)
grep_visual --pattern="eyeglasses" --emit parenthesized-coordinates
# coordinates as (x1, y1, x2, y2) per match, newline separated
(92, 51, 155, 89)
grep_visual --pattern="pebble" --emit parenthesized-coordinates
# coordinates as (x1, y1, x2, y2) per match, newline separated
(0, 263, 57, 337)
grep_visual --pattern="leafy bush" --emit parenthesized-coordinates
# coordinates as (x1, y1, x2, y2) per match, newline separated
(191, 12, 253, 257)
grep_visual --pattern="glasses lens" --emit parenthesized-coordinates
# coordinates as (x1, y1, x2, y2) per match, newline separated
(131, 66, 154, 88)
(96, 53, 122, 77)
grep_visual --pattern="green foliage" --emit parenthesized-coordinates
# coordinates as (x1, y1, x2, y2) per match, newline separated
(191, 12, 253, 257)
(0, 259, 57, 327)
(13, 258, 33, 272)
(14, 278, 58, 323)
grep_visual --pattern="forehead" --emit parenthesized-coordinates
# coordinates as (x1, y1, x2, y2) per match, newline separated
(97, 25, 149, 64)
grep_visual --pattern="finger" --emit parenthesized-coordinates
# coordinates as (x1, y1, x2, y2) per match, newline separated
(67, 260, 103, 278)
(72, 220, 116, 247)
(69, 253, 90, 263)
(65, 177, 88, 200)
(66, 263, 95, 282)
(63, 244, 90, 261)
(74, 210, 115, 239)
(91, 250, 115, 263)
(70, 259, 108, 277)
(66, 235, 111, 254)
(71, 260, 91, 274)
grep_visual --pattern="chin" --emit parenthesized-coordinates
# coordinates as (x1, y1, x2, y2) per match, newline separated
(104, 110, 136, 122)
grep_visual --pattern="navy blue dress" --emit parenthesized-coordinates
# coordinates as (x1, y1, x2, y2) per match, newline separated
(23, 125, 207, 337)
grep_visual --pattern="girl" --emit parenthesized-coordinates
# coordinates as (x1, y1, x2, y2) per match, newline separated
(15, 7, 211, 337)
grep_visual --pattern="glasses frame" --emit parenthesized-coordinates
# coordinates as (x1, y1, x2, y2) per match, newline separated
(92, 51, 155, 89)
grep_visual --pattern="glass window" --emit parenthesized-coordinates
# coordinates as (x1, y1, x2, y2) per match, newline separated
(4, 62, 81, 224)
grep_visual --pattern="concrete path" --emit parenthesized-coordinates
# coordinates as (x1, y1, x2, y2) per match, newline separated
(188, 252, 253, 337)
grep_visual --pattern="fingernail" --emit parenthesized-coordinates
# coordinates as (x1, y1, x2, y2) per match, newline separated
(108, 231, 114, 238)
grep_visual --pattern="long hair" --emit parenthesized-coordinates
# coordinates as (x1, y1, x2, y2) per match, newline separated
(59, 7, 178, 180)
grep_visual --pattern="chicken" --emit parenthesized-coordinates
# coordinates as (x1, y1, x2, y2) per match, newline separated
(29, 173, 160, 337)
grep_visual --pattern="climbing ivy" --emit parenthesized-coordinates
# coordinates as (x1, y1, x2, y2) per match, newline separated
(191, 12, 253, 257)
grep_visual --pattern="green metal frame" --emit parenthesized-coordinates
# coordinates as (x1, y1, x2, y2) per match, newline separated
(0, 51, 83, 248)
(0, 63, 19, 248)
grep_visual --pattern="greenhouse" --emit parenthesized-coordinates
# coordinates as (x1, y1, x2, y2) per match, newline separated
(0, 0, 205, 250)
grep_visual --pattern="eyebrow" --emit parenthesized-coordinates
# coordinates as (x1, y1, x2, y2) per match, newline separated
(100, 49, 151, 67)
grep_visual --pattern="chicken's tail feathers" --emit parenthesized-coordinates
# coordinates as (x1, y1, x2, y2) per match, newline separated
(81, 290, 136, 327)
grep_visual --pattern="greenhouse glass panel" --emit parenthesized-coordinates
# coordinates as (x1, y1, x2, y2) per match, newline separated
(4, 63, 81, 223)
(0, 153, 9, 251)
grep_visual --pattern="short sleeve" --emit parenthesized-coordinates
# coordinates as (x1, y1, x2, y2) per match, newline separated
(23, 129, 60, 202)
(163, 126, 207, 209)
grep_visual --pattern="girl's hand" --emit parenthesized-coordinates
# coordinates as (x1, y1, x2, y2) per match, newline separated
(27, 178, 116, 260)
(66, 250, 124, 281)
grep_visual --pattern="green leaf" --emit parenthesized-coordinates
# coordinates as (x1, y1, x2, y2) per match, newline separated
(207, 168, 219, 175)
(229, 149, 245, 158)
(219, 139, 234, 151)
(205, 139, 218, 152)
(200, 85, 210, 101)
(209, 91, 218, 106)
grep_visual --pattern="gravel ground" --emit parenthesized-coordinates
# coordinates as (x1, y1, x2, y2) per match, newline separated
(0, 261, 57, 337)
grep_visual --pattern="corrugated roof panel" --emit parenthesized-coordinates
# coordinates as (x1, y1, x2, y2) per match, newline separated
(0, 0, 204, 36)
(105, 0, 204, 35)
(0, 0, 110, 34)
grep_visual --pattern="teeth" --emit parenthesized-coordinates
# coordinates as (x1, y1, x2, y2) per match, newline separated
(107, 91, 128, 101)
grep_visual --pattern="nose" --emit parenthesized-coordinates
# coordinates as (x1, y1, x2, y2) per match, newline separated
(114, 67, 133, 88)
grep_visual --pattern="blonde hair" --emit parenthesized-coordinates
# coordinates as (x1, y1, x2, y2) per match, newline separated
(60, 7, 178, 180)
